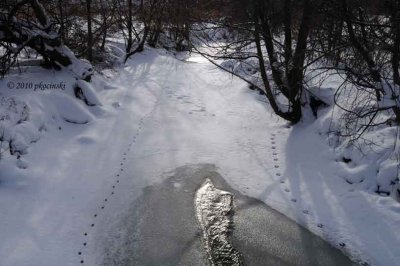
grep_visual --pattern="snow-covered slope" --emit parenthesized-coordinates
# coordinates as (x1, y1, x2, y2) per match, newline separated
(0, 49, 399, 266)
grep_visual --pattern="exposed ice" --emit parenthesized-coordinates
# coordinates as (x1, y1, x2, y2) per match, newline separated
(195, 178, 243, 266)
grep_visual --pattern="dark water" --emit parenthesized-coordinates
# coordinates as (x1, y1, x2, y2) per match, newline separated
(101, 164, 355, 266)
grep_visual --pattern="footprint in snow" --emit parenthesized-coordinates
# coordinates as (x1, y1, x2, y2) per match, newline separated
(191, 108, 206, 113)
(76, 136, 96, 145)
(112, 102, 121, 108)
(16, 159, 29, 169)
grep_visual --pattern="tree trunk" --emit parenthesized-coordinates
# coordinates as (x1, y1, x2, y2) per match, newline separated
(283, 0, 293, 74)
(391, 10, 400, 124)
(253, 2, 301, 124)
(58, 0, 65, 41)
(86, 0, 93, 61)
(126, 0, 133, 53)
(287, 0, 314, 117)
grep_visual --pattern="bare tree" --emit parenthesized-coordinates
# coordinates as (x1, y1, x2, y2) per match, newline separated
(193, 0, 319, 123)
(316, 0, 400, 140)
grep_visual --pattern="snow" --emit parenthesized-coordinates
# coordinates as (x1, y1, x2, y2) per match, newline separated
(0, 49, 399, 266)
(76, 80, 102, 107)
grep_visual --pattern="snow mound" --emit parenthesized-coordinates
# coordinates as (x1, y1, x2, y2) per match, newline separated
(0, 96, 39, 156)
(0, 67, 106, 164)
(314, 84, 400, 201)
(0, 97, 30, 128)
(76, 80, 102, 106)
(51, 93, 94, 124)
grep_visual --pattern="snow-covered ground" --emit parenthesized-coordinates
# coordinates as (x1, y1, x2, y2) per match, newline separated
(0, 49, 399, 265)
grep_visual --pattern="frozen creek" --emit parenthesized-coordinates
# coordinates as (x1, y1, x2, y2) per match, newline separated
(99, 164, 354, 266)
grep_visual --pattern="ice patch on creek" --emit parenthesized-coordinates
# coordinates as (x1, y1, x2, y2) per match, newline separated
(195, 178, 243, 266)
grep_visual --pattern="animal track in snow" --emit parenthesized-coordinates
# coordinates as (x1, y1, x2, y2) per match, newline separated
(77, 94, 161, 264)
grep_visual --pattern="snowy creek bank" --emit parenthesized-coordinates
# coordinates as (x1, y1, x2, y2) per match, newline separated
(0, 49, 399, 266)
(96, 164, 354, 266)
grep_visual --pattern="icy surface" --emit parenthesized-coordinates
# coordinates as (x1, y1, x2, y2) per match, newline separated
(195, 179, 243, 265)
(96, 164, 353, 266)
